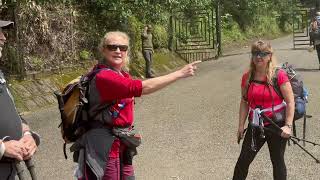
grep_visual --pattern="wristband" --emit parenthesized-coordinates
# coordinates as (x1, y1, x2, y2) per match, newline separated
(23, 131, 41, 146)
(0, 141, 6, 160)
(24, 131, 32, 136)
(285, 124, 293, 129)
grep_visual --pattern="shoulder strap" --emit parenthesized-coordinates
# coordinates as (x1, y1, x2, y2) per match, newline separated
(78, 67, 112, 104)
(272, 68, 284, 99)
(83, 67, 111, 83)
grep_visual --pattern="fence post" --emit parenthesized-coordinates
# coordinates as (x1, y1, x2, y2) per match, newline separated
(215, 0, 222, 57)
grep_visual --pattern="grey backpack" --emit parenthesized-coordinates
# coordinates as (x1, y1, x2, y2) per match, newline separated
(272, 62, 306, 120)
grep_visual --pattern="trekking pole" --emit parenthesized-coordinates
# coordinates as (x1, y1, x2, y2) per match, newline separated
(25, 159, 37, 180)
(290, 136, 320, 146)
(16, 161, 26, 180)
(290, 138, 320, 163)
(260, 113, 320, 146)
(15, 159, 37, 180)
(260, 112, 320, 164)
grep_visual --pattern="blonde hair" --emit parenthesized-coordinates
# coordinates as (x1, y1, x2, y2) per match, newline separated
(99, 31, 130, 70)
(247, 40, 278, 85)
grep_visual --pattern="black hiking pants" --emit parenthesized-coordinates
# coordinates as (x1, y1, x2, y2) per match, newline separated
(0, 163, 16, 180)
(233, 124, 288, 180)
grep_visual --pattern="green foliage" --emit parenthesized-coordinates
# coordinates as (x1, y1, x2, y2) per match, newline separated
(153, 25, 168, 49)
(127, 16, 143, 58)
(29, 56, 44, 71)
(222, 18, 246, 45)
(222, 0, 292, 32)
(79, 50, 91, 61)
(2, 45, 21, 74)
(1, 0, 296, 76)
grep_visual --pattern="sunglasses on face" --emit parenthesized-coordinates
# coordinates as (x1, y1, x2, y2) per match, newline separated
(105, 44, 128, 52)
(252, 51, 271, 58)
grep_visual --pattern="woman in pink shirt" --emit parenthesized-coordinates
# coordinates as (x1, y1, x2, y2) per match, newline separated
(233, 40, 294, 180)
(77, 31, 201, 180)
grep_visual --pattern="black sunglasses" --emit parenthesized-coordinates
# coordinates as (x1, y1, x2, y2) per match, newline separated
(105, 44, 128, 52)
(252, 51, 271, 58)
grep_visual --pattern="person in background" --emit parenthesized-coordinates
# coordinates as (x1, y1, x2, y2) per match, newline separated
(141, 25, 155, 78)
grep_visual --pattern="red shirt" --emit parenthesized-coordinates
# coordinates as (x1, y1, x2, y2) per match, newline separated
(95, 64, 142, 157)
(241, 70, 289, 124)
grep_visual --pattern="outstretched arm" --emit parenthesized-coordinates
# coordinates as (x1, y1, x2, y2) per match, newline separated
(141, 61, 201, 95)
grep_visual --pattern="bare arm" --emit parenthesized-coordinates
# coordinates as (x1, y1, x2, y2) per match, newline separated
(22, 123, 30, 133)
(237, 87, 249, 143)
(141, 27, 148, 38)
(239, 99, 249, 129)
(280, 82, 295, 126)
(142, 61, 201, 95)
(239, 87, 249, 128)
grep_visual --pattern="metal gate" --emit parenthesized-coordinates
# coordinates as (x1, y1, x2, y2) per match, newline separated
(292, 0, 312, 49)
(172, 3, 221, 62)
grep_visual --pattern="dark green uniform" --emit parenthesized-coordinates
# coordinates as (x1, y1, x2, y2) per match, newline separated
(141, 32, 154, 78)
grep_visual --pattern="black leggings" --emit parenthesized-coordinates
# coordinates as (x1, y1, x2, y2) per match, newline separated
(233, 125, 288, 180)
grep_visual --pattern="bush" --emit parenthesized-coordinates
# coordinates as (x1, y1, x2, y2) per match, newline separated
(79, 50, 91, 61)
(152, 24, 168, 49)
(127, 16, 143, 59)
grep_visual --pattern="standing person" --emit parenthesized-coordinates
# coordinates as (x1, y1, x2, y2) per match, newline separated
(141, 25, 154, 78)
(233, 40, 294, 180)
(0, 20, 39, 179)
(74, 31, 200, 180)
(310, 12, 320, 70)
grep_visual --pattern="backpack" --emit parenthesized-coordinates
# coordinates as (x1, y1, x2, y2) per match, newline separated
(272, 62, 306, 120)
(54, 67, 114, 158)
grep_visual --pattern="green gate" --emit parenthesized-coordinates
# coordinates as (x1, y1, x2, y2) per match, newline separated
(172, 2, 221, 62)
(292, 0, 312, 49)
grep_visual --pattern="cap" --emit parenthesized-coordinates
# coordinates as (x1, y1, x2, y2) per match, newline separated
(0, 20, 14, 29)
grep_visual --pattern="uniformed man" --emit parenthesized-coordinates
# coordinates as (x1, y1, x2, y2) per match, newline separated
(141, 25, 155, 78)
(0, 19, 38, 180)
